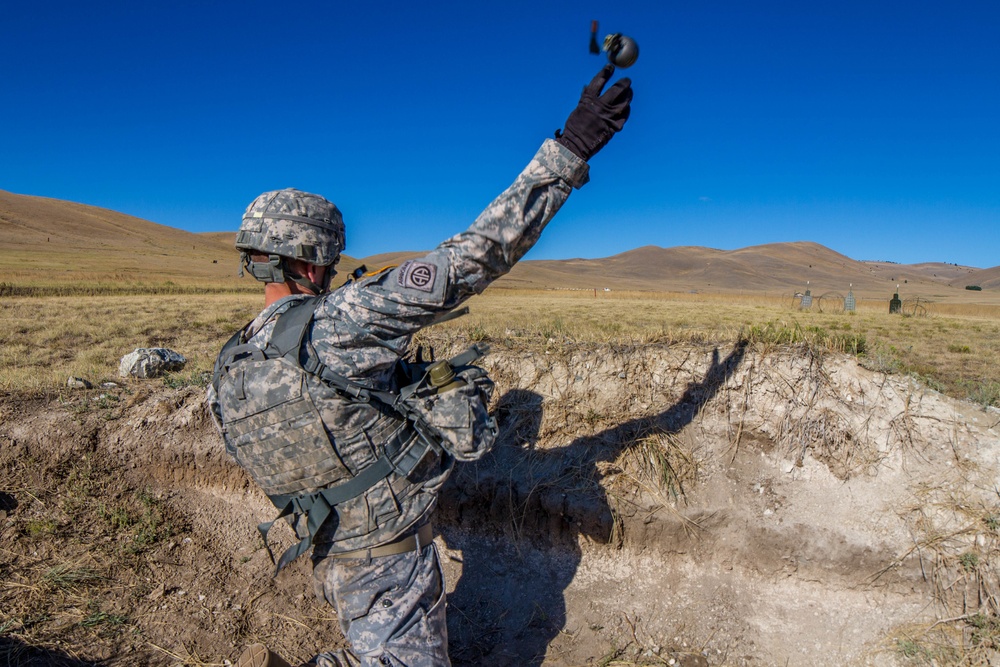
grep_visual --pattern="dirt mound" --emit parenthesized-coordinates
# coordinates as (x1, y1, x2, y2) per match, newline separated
(2, 339, 999, 665)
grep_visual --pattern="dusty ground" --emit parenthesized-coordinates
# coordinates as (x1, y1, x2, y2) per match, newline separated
(2, 338, 999, 666)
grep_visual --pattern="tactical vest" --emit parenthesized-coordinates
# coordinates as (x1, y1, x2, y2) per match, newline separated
(210, 296, 497, 572)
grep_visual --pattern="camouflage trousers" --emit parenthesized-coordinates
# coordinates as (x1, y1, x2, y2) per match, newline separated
(311, 542, 450, 667)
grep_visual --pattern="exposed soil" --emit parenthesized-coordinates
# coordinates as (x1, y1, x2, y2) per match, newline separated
(2, 339, 999, 666)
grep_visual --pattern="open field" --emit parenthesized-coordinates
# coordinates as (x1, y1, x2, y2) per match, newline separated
(3, 295, 1000, 665)
(3, 289, 998, 409)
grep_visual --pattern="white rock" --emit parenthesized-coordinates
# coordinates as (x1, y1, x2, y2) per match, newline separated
(67, 376, 93, 389)
(118, 348, 187, 379)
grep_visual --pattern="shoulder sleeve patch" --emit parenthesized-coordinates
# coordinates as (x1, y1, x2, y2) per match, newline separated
(397, 260, 438, 293)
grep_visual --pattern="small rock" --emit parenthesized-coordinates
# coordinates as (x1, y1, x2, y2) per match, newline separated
(118, 348, 187, 379)
(67, 376, 93, 389)
(101, 381, 120, 388)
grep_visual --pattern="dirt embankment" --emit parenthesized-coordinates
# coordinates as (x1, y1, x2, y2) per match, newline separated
(2, 339, 999, 666)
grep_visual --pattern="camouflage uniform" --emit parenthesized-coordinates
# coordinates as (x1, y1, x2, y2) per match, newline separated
(211, 139, 589, 665)
(312, 544, 446, 666)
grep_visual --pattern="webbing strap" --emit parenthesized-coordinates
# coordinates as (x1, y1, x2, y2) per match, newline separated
(211, 327, 250, 394)
(247, 211, 341, 231)
(221, 343, 266, 366)
(448, 342, 490, 368)
(259, 454, 395, 574)
(267, 454, 395, 517)
(258, 415, 442, 575)
(264, 296, 321, 359)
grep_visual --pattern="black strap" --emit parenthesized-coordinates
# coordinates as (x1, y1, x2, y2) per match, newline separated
(260, 423, 436, 575)
(260, 454, 395, 573)
(264, 296, 322, 359)
(211, 327, 249, 394)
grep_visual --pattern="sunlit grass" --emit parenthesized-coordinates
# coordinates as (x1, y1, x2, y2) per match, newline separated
(0, 294, 261, 392)
(2, 288, 999, 407)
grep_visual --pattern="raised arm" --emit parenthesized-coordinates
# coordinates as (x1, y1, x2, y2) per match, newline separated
(334, 66, 634, 339)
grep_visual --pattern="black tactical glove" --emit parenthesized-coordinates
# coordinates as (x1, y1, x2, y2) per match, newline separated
(556, 64, 633, 162)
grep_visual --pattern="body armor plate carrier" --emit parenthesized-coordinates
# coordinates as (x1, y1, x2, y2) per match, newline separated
(210, 296, 497, 573)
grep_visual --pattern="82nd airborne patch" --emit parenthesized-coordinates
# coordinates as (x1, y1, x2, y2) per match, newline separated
(397, 260, 437, 293)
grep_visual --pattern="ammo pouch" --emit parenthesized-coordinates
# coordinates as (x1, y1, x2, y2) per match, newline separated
(211, 296, 495, 574)
(406, 362, 497, 462)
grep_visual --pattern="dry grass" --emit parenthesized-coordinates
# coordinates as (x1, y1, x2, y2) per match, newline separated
(3, 288, 999, 407)
(879, 485, 1000, 665)
(437, 289, 1000, 407)
(0, 451, 182, 664)
(0, 294, 262, 392)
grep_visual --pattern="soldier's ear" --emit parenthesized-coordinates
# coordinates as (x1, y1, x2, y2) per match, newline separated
(305, 263, 326, 283)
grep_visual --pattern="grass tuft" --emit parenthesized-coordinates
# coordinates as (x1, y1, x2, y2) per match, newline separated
(41, 565, 104, 591)
(24, 518, 57, 537)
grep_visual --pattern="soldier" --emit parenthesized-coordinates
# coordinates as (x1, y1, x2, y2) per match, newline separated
(210, 64, 633, 667)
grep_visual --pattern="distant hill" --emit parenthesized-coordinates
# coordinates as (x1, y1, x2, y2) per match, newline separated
(493, 242, 993, 299)
(1, 190, 242, 285)
(903, 262, 981, 282)
(0, 191, 360, 286)
(355, 251, 425, 269)
(963, 266, 1000, 290)
(198, 231, 240, 256)
(2, 190, 996, 301)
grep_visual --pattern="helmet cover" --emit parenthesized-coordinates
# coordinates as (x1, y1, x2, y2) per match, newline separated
(236, 188, 345, 267)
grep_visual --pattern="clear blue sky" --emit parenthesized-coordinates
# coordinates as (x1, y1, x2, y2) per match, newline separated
(3, 1, 998, 268)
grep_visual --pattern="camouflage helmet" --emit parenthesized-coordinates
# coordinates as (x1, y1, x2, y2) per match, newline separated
(236, 189, 346, 284)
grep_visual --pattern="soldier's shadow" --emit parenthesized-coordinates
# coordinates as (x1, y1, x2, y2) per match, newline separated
(0, 637, 99, 666)
(439, 340, 747, 666)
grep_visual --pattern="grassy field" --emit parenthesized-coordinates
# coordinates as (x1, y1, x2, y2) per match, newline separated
(2, 288, 999, 407)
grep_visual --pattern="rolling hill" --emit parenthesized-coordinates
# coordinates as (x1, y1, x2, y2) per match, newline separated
(961, 266, 1000, 290)
(1, 190, 995, 301)
(493, 243, 987, 298)
(0, 191, 360, 286)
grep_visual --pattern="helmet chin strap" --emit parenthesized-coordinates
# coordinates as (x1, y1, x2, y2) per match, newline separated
(240, 251, 337, 295)
(318, 264, 337, 293)
(284, 260, 337, 296)
(283, 267, 324, 295)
